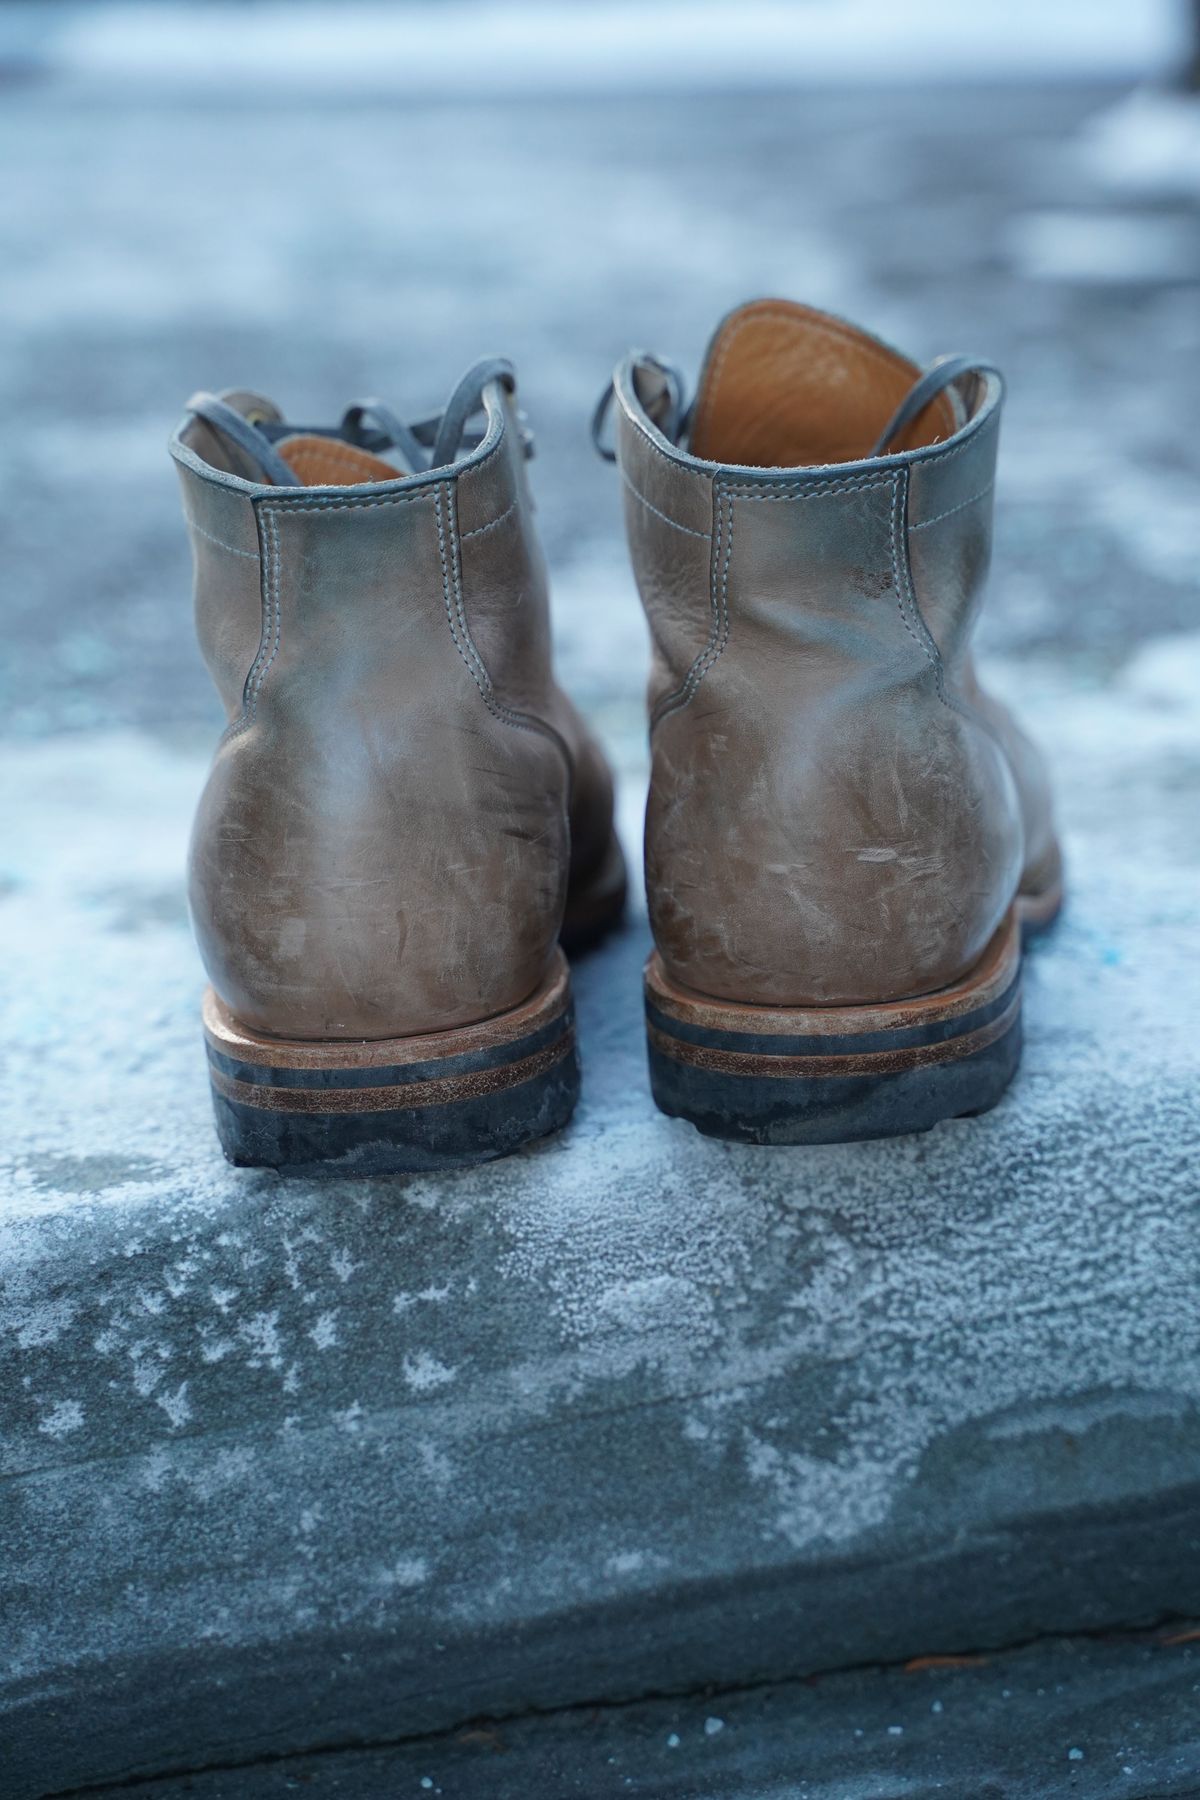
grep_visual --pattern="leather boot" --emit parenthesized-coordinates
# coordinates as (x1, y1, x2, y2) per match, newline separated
(173, 360, 624, 1174)
(600, 300, 1061, 1144)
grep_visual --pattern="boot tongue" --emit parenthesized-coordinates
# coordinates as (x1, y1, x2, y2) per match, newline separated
(688, 299, 957, 468)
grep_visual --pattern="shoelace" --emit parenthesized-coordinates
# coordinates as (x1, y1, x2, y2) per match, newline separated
(591, 352, 991, 463)
(186, 357, 531, 485)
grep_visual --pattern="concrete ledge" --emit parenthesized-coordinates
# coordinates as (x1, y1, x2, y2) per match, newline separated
(79, 1628, 1200, 1800)
(3, 641, 1199, 1796)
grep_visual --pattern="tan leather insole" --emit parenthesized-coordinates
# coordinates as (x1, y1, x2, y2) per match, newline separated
(688, 299, 958, 468)
(275, 434, 402, 487)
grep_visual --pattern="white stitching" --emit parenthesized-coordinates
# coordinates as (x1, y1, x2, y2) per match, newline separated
(433, 484, 567, 761)
(445, 481, 497, 700)
(722, 473, 892, 501)
(460, 497, 517, 539)
(619, 465, 711, 538)
(889, 469, 945, 700)
(908, 481, 994, 530)
(268, 430, 507, 516)
(225, 505, 281, 741)
(185, 513, 260, 559)
(653, 483, 732, 722)
(271, 488, 432, 514)
(249, 509, 282, 718)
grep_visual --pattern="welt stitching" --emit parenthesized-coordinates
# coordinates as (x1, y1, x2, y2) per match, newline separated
(909, 481, 995, 530)
(460, 497, 516, 539)
(619, 464, 711, 538)
(185, 513, 260, 560)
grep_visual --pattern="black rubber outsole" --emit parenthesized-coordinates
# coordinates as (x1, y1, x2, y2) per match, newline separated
(645, 904, 1037, 1148)
(648, 1013, 1022, 1146)
(210, 1052, 579, 1176)
(203, 952, 580, 1177)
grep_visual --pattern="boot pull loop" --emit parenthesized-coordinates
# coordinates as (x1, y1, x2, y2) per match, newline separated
(185, 392, 300, 487)
(591, 382, 618, 463)
(430, 356, 517, 471)
(869, 355, 993, 459)
(592, 355, 689, 464)
(344, 362, 528, 475)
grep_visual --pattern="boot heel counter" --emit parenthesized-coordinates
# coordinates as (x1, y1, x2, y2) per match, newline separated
(647, 687, 1022, 1009)
(188, 710, 570, 1041)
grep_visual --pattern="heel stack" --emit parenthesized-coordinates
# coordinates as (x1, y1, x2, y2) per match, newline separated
(645, 913, 1023, 1146)
(203, 951, 580, 1176)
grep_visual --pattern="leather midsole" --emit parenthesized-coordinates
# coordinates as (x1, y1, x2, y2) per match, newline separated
(203, 948, 572, 1070)
(209, 1029, 575, 1114)
(646, 908, 1022, 1044)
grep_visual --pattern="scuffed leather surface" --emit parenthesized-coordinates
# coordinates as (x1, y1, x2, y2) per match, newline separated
(615, 310, 1054, 1009)
(175, 383, 614, 1040)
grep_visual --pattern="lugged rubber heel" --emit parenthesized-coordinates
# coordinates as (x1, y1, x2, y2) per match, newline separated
(203, 950, 580, 1176)
(645, 912, 1024, 1146)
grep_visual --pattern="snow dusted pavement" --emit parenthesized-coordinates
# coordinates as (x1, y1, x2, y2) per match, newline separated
(1, 30, 1199, 1798)
(4, 623, 1199, 1793)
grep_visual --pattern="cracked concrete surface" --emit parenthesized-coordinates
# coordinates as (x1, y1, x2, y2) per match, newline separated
(2, 30, 1199, 1800)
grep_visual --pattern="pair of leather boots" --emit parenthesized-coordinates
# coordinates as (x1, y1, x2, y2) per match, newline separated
(176, 299, 1061, 1175)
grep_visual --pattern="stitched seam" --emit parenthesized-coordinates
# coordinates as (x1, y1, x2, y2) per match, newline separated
(625, 344, 995, 487)
(894, 469, 1001, 739)
(445, 481, 501, 702)
(460, 497, 516, 539)
(271, 488, 434, 515)
(185, 514, 260, 560)
(909, 481, 995, 530)
(265, 432, 507, 516)
(693, 304, 956, 452)
(435, 484, 493, 713)
(722, 473, 892, 501)
(624, 405, 710, 478)
(890, 470, 948, 709)
(224, 505, 281, 743)
(252, 510, 283, 718)
(898, 476, 1014, 753)
(653, 482, 732, 724)
(619, 464, 711, 538)
(434, 485, 569, 761)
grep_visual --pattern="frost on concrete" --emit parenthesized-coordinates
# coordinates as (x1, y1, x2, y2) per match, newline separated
(1, 626, 1198, 1784)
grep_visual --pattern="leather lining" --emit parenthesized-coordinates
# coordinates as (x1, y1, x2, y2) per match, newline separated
(275, 434, 401, 487)
(689, 299, 960, 468)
